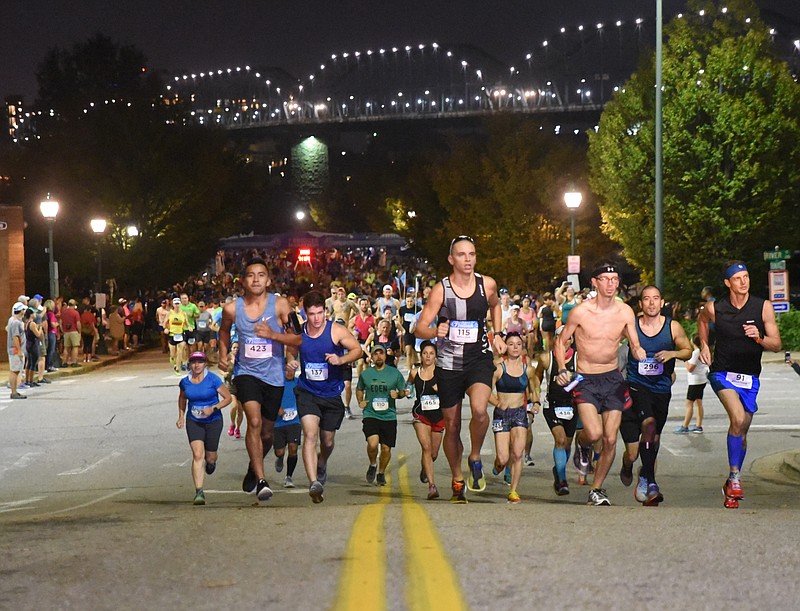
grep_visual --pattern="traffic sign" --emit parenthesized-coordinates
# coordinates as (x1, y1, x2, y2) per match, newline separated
(769, 270, 789, 302)
(763, 249, 792, 261)
(567, 255, 580, 274)
(772, 302, 790, 313)
(769, 260, 786, 271)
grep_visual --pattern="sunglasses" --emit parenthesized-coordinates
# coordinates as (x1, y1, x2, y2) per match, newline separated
(449, 235, 475, 250)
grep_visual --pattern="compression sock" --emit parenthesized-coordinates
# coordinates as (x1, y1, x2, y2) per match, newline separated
(727, 434, 744, 473)
(553, 447, 568, 482)
(738, 438, 747, 471)
(287, 455, 298, 477)
(639, 440, 657, 483)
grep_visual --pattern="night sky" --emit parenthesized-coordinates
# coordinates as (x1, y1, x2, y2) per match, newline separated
(2, 0, 799, 103)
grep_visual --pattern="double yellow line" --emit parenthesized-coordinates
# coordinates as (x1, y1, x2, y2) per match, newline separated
(333, 455, 468, 611)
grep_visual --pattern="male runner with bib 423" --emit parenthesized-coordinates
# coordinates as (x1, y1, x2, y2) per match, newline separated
(415, 235, 506, 503)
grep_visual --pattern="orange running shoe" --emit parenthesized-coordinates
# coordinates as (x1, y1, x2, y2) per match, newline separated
(724, 478, 744, 500)
(450, 479, 467, 504)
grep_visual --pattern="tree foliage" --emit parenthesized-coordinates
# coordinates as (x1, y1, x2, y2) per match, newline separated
(588, 0, 800, 300)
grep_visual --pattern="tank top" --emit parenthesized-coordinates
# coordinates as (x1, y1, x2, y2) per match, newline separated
(495, 361, 528, 394)
(519, 307, 534, 328)
(711, 295, 766, 377)
(411, 367, 442, 423)
(437, 274, 491, 370)
(297, 320, 345, 397)
(233, 294, 284, 387)
(626, 316, 675, 394)
(547, 348, 577, 407)
(353, 313, 375, 342)
(505, 318, 525, 334)
(560, 300, 578, 324)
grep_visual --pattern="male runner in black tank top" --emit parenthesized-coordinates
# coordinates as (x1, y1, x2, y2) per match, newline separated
(698, 261, 781, 509)
(415, 235, 506, 503)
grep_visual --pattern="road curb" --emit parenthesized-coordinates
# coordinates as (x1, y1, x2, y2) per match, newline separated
(0, 346, 148, 381)
(752, 450, 800, 486)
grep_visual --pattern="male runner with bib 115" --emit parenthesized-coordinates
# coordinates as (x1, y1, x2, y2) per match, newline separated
(698, 261, 781, 509)
(415, 235, 506, 503)
(218, 257, 302, 503)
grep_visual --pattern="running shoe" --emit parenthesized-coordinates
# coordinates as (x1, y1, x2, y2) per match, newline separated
(574, 445, 591, 476)
(242, 465, 257, 494)
(234, 428, 241, 439)
(205, 461, 216, 475)
(723, 495, 739, 509)
(28, 381, 40, 387)
(643, 482, 664, 506)
(724, 478, 744, 500)
(673, 425, 690, 434)
(507, 490, 522, 503)
(18, 383, 30, 389)
(634, 473, 649, 503)
(556, 480, 570, 496)
(256, 479, 273, 502)
(228, 424, 235, 437)
(37, 378, 51, 384)
(366, 464, 377, 484)
(450, 479, 467, 504)
(427, 484, 439, 500)
(419, 468, 428, 484)
(10, 393, 27, 399)
(284, 476, 295, 488)
(345, 407, 355, 420)
(466, 458, 486, 492)
(376, 472, 387, 486)
(587, 488, 611, 506)
(275, 454, 284, 473)
(173, 367, 182, 376)
(524, 454, 535, 467)
(620, 459, 634, 487)
(317, 458, 328, 485)
(690, 425, 704, 433)
(491, 461, 503, 476)
(504, 466, 512, 486)
(193, 490, 206, 506)
(309, 480, 324, 504)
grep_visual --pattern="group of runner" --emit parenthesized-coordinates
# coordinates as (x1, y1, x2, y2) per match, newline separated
(175, 240, 782, 510)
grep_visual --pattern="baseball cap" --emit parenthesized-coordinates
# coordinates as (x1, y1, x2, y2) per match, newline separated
(511, 304, 520, 310)
(33, 293, 44, 301)
(18, 295, 29, 302)
(347, 293, 357, 300)
(370, 344, 386, 353)
(188, 351, 207, 362)
(12, 302, 25, 314)
(118, 298, 127, 304)
(382, 284, 393, 292)
(172, 297, 181, 304)
(68, 299, 77, 306)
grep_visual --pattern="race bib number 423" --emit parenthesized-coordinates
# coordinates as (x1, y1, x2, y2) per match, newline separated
(244, 338, 272, 359)
(448, 320, 479, 344)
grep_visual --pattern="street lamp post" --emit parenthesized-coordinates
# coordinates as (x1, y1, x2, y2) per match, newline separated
(564, 190, 583, 255)
(90, 219, 107, 293)
(39, 195, 60, 298)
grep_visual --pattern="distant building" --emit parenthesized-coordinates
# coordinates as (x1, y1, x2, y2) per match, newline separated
(4, 96, 23, 143)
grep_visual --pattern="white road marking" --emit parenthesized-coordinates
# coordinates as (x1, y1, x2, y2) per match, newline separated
(58, 451, 123, 476)
(41, 489, 127, 516)
(749, 424, 800, 431)
(102, 376, 137, 383)
(161, 458, 192, 467)
(0, 452, 43, 478)
(55, 379, 76, 385)
(0, 496, 46, 513)
(659, 443, 695, 457)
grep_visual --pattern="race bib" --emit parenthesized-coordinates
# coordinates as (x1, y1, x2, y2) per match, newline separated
(638, 359, 664, 376)
(282, 408, 297, 422)
(197, 320, 208, 329)
(420, 394, 440, 411)
(725, 372, 753, 390)
(554, 406, 574, 420)
(173, 334, 184, 342)
(305, 362, 328, 381)
(404, 313, 415, 323)
(448, 320, 479, 344)
(372, 398, 390, 412)
(191, 404, 213, 419)
(244, 337, 272, 359)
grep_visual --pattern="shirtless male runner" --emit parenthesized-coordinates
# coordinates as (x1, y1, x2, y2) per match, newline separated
(415, 235, 506, 503)
(554, 263, 646, 506)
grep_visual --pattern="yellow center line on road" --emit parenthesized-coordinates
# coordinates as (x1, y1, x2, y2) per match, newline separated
(398, 460, 468, 611)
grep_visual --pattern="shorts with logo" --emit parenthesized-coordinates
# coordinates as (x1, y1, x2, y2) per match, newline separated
(362, 417, 398, 447)
(437, 357, 495, 409)
(273, 423, 302, 449)
(620, 384, 671, 443)
(294, 386, 346, 432)
(543, 404, 578, 438)
(235, 374, 283, 421)
(491, 406, 529, 433)
(572, 369, 632, 414)
(709, 371, 760, 414)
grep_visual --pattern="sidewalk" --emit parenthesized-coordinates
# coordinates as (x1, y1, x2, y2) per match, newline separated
(0, 345, 146, 380)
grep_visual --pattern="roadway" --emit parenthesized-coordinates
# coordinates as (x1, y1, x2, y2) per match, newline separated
(0, 349, 798, 610)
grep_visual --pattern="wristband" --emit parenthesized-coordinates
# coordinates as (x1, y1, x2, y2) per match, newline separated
(533, 401, 541, 406)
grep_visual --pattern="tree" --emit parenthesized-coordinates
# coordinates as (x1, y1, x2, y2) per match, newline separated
(588, 0, 800, 301)
(400, 115, 616, 290)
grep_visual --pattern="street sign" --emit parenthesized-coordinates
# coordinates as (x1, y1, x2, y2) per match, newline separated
(567, 255, 580, 274)
(769, 270, 789, 302)
(763, 249, 792, 261)
(772, 302, 790, 313)
(769, 260, 786, 271)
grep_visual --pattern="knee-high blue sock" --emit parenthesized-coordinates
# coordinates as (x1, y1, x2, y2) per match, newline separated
(727, 434, 743, 473)
(738, 438, 747, 472)
(553, 447, 567, 481)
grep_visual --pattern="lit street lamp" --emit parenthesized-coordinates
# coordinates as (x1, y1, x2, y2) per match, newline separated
(564, 190, 583, 255)
(40, 195, 60, 298)
(295, 210, 306, 221)
(90, 218, 107, 293)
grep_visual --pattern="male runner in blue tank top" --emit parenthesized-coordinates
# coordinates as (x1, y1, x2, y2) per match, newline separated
(698, 261, 782, 509)
(287, 290, 363, 504)
(619, 286, 692, 506)
(415, 235, 506, 503)
(218, 257, 302, 503)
